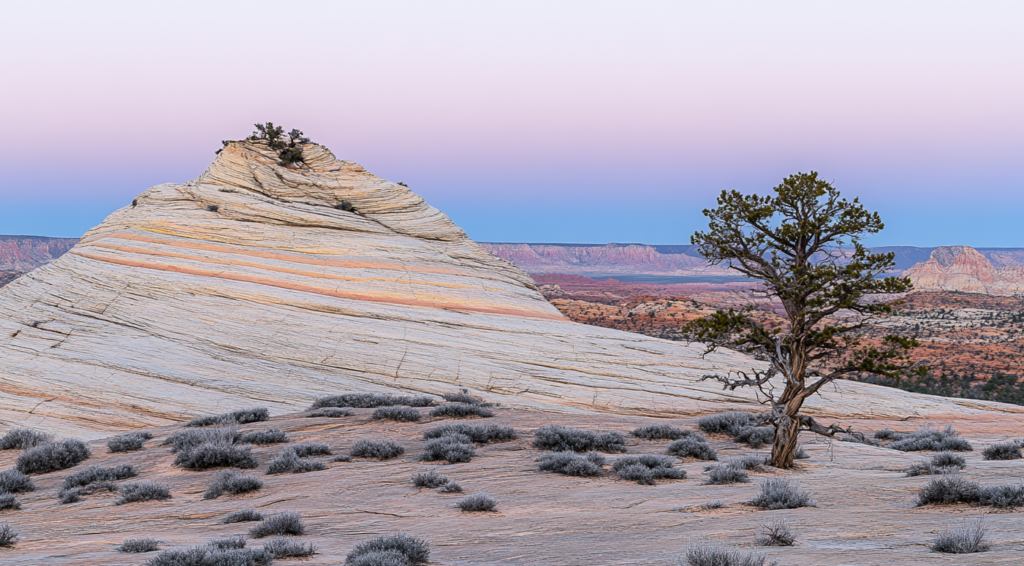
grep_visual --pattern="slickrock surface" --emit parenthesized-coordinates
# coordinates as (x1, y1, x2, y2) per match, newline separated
(1, 141, 1022, 439)
(907, 246, 1024, 296)
(2, 408, 1023, 565)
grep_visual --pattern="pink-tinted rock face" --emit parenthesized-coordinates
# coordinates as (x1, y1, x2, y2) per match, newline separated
(906, 246, 1024, 295)
(0, 235, 78, 272)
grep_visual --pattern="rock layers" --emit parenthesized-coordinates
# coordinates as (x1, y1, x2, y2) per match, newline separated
(905, 245, 1024, 296)
(0, 141, 1020, 437)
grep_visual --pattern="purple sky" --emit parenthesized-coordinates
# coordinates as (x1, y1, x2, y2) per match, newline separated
(2, 1, 1022, 246)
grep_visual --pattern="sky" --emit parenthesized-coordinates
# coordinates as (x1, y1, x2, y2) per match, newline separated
(1, 1, 1021, 246)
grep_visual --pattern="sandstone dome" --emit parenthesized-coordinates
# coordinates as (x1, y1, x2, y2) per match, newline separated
(0, 141, 1018, 436)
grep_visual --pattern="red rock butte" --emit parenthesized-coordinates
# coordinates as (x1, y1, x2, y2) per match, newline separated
(0, 141, 1020, 436)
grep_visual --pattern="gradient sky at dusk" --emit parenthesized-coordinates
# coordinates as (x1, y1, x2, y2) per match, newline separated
(2, 1, 1021, 246)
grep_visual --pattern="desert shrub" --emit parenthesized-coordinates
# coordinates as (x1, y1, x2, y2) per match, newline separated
(703, 464, 750, 485)
(420, 436, 476, 464)
(117, 481, 171, 505)
(794, 446, 809, 459)
(667, 438, 717, 461)
(0, 524, 16, 547)
(632, 425, 703, 441)
(266, 451, 327, 475)
(332, 454, 353, 463)
(107, 431, 153, 453)
(691, 500, 725, 511)
(345, 533, 430, 565)
(305, 408, 353, 418)
(187, 407, 269, 427)
(174, 443, 258, 470)
(278, 147, 305, 165)
(907, 452, 967, 476)
(458, 493, 497, 512)
(751, 478, 813, 509)
(697, 411, 757, 436)
(429, 403, 493, 419)
(16, 439, 90, 474)
(249, 512, 304, 538)
(755, 519, 795, 546)
(422, 424, 516, 444)
(874, 428, 907, 440)
(889, 425, 972, 452)
(683, 541, 772, 566)
(311, 394, 434, 409)
(372, 406, 423, 423)
(262, 537, 317, 558)
(728, 454, 768, 471)
(537, 451, 606, 477)
(62, 464, 137, 489)
(978, 483, 1024, 508)
(119, 538, 159, 553)
(203, 471, 264, 500)
(291, 441, 331, 457)
(210, 535, 248, 550)
(224, 508, 263, 523)
(147, 547, 272, 566)
(0, 469, 35, 493)
(915, 474, 981, 506)
(0, 494, 20, 511)
(238, 429, 288, 446)
(438, 481, 463, 493)
(931, 517, 989, 554)
(982, 441, 1022, 461)
(0, 428, 52, 450)
(164, 427, 241, 453)
(347, 550, 409, 566)
(735, 427, 775, 449)
(612, 455, 686, 485)
(351, 439, 405, 460)
(532, 426, 627, 453)
(442, 389, 484, 405)
(59, 480, 118, 504)
(335, 200, 356, 212)
(412, 470, 449, 488)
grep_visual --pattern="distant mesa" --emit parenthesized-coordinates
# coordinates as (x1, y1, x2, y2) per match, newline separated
(905, 245, 1024, 296)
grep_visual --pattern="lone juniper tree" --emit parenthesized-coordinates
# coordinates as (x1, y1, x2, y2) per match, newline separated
(685, 172, 922, 468)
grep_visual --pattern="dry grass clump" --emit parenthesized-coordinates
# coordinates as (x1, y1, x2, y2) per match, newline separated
(423, 423, 517, 444)
(532, 425, 627, 453)
(262, 537, 317, 558)
(291, 442, 332, 457)
(266, 449, 327, 475)
(930, 517, 990, 554)
(420, 436, 476, 464)
(750, 478, 813, 509)
(883, 425, 972, 452)
(344, 533, 430, 565)
(612, 455, 686, 485)
(238, 429, 289, 445)
(107, 431, 153, 453)
(631, 425, 703, 441)
(59, 481, 119, 504)
(0, 468, 35, 493)
(667, 438, 717, 461)
(116, 481, 171, 505)
(164, 427, 241, 452)
(458, 493, 498, 512)
(703, 463, 750, 485)
(0, 494, 20, 511)
(372, 406, 423, 422)
(437, 480, 463, 493)
(0, 428, 52, 450)
(982, 441, 1022, 460)
(538, 451, 606, 477)
(728, 454, 768, 472)
(978, 483, 1024, 508)
(203, 471, 264, 499)
(0, 524, 18, 547)
(906, 452, 967, 476)
(174, 442, 258, 471)
(146, 546, 272, 566)
(754, 518, 796, 546)
(62, 464, 138, 489)
(429, 403, 494, 419)
(412, 470, 449, 488)
(442, 389, 485, 405)
(118, 538, 159, 553)
(248, 512, 305, 538)
(186, 407, 269, 427)
(224, 508, 264, 524)
(209, 535, 248, 550)
(15, 439, 90, 474)
(682, 540, 774, 566)
(311, 393, 434, 409)
(350, 439, 405, 460)
(305, 407, 353, 418)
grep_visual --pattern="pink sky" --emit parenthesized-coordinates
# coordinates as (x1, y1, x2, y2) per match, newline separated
(1, 1, 1021, 245)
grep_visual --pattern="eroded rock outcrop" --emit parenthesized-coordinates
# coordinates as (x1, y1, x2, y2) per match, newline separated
(905, 246, 1024, 296)
(0, 142, 1018, 437)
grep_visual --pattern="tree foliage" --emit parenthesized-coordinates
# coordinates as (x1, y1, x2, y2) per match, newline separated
(685, 171, 923, 468)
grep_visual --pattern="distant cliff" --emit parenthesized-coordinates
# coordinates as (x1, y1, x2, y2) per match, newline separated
(0, 235, 79, 272)
(905, 246, 1024, 296)
(481, 242, 731, 276)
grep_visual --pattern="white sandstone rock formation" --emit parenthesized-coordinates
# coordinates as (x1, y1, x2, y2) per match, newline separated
(0, 142, 1019, 436)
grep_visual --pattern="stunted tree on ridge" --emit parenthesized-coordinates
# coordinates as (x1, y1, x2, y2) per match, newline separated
(684, 172, 923, 468)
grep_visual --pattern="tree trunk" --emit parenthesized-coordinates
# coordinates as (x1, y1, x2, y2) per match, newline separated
(770, 412, 801, 468)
